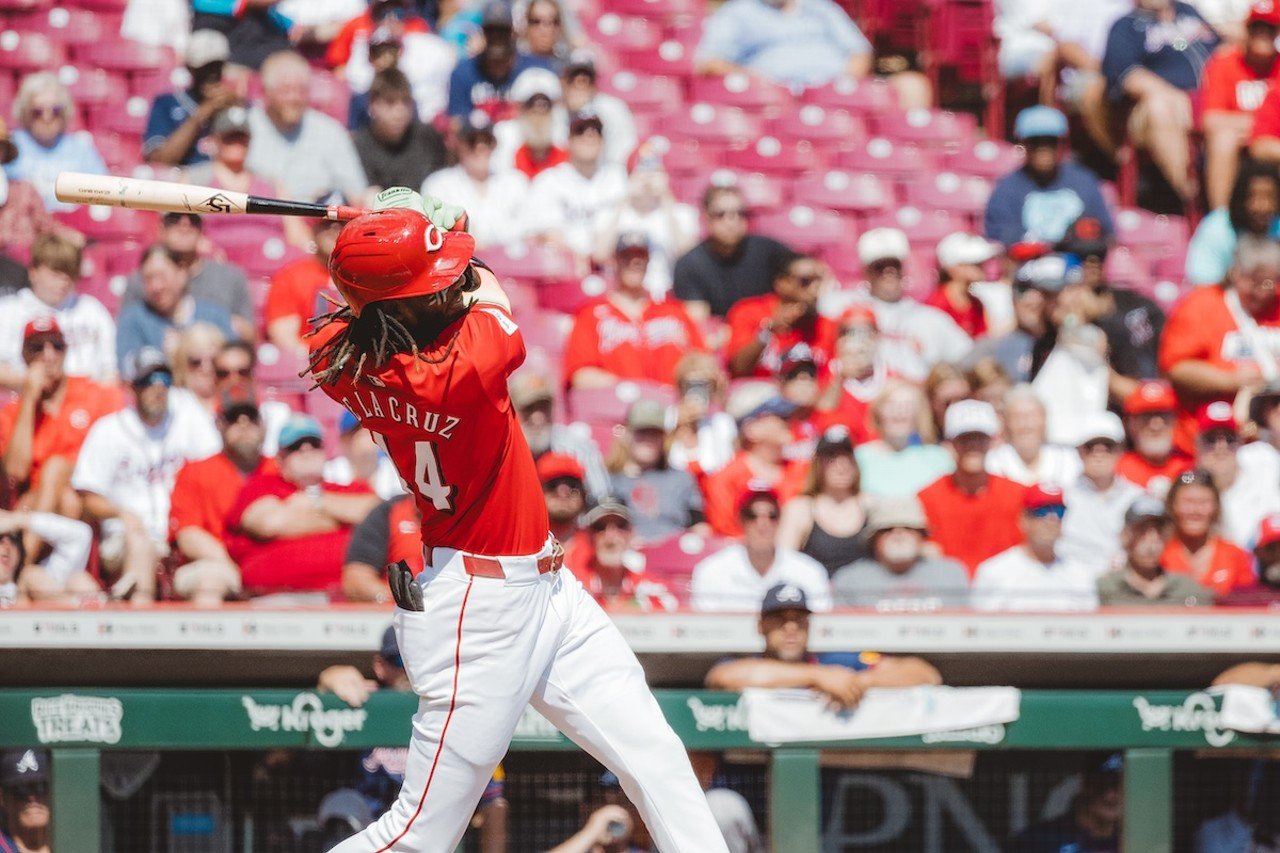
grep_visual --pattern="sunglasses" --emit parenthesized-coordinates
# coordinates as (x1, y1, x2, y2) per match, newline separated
(220, 410, 261, 426)
(1027, 505, 1066, 519)
(869, 260, 902, 274)
(133, 371, 173, 389)
(742, 509, 780, 522)
(591, 519, 631, 534)
(709, 208, 747, 220)
(528, 15, 560, 25)
(30, 105, 64, 120)
(23, 338, 66, 355)
(187, 355, 215, 369)
(4, 781, 48, 799)
(792, 274, 822, 288)
(1198, 432, 1239, 449)
(215, 366, 253, 380)
(569, 124, 603, 137)
(283, 438, 323, 453)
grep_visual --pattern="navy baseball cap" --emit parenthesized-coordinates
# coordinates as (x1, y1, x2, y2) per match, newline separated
(1, 749, 49, 789)
(379, 625, 401, 662)
(761, 583, 811, 616)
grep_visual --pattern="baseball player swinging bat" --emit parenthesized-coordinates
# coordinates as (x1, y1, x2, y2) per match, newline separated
(54, 172, 368, 221)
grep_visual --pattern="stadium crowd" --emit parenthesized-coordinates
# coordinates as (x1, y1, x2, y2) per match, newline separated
(1, 0, 1280, 616)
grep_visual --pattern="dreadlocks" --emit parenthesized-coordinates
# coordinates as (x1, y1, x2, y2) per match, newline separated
(306, 263, 481, 387)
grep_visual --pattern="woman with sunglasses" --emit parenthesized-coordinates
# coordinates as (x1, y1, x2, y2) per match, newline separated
(171, 323, 227, 418)
(777, 427, 868, 576)
(5, 73, 106, 212)
(1161, 469, 1256, 595)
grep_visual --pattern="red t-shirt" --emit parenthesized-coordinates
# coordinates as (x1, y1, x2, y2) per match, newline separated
(514, 145, 568, 179)
(725, 294, 838, 378)
(387, 494, 425, 573)
(1203, 47, 1280, 117)
(563, 296, 706, 387)
(326, 12, 434, 67)
(0, 377, 123, 489)
(1161, 536, 1255, 594)
(1115, 451, 1192, 493)
(1157, 285, 1280, 454)
(169, 454, 277, 544)
(917, 474, 1027, 576)
(309, 303, 549, 556)
(226, 473, 371, 592)
(265, 257, 336, 333)
(700, 452, 800, 536)
(924, 288, 986, 339)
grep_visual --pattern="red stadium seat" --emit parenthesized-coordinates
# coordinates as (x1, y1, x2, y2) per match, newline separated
(0, 29, 64, 71)
(255, 345, 311, 396)
(699, 170, 787, 210)
(688, 73, 791, 112)
(536, 274, 607, 315)
(835, 137, 936, 183)
(62, 0, 128, 10)
(13, 6, 106, 45)
(600, 0, 703, 23)
(482, 243, 578, 284)
(64, 66, 124, 108)
(218, 229, 303, 281)
(752, 205, 854, 256)
(945, 138, 1025, 181)
(874, 108, 977, 152)
(54, 204, 158, 243)
(770, 104, 868, 149)
(589, 13, 663, 52)
(722, 136, 824, 177)
(864, 207, 964, 247)
(800, 77, 898, 118)
(600, 71, 684, 116)
(654, 137, 725, 177)
(616, 38, 695, 78)
(566, 383, 677, 425)
(664, 103, 763, 145)
(638, 531, 732, 600)
(792, 169, 894, 216)
(87, 95, 150, 136)
(903, 172, 992, 220)
(73, 40, 173, 73)
(92, 131, 144, 172)
(1113, 208, 1190, 253)
(1103, 246, 1152, 288)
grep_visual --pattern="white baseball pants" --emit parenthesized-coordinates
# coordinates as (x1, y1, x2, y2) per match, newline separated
(329, 538, 730, 853)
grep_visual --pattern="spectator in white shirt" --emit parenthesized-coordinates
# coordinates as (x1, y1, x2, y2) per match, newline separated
(1195, 400, 1280, 548)
(985, 384, 1082, 487)
(72, 348, 221, 603)
(0, 233, 116, 391)
(324, 409, 407, 500)
(972, 483, 1100, 611)
(0, 509, 96, 605)
(691, 488, 833, 611)
(1059, 411, 1144, 574)
(556, 52, 637, 169)
(492, 67, 567, 178)
(423, 114, 530, 250)
(526, 108, 628, 269)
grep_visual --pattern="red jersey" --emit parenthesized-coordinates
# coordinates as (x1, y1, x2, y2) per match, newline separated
(1205, 47, 1280, 116)
(917, 474, 1027, 575)
(725, 295, 837, 378)
(563, 296, 706, 387)
(1115, 451, 1192, 493)
(514, 145, 568, 179)
(0, 377, 123, 489)
(924, 288, 986, 339)
(309, 303, 549, 556)
(169, 453, 277, 544)
(265, 257, 337, 334)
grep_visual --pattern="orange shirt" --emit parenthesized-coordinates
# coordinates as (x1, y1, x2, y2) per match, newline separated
(1162, 536, 1254, 594)
(725, 294, 838, 378)
(917, 474, 1027, 576)
(700, 452, 799, 536)
(169, 454, 277, 545)
(924, 288, 986, 339)
(0, 377, 123, 488)
(1157, 285, 1280, 454)
(514, 145, 568, 179)
(563, 296, 706, 387)
(326, 12, 433, 67)
(1202, 47, 1280, 116)
(264, 257, 336, 333)
(1115, 451, 1192, 494)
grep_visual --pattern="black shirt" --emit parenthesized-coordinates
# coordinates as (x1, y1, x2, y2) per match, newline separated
(0, 254, 28, 299)
(672, 234, 792, 318)
(345, 497, 399, 570)
(353, 122, 448, 194)
(1007, 812, 1118, 853)
(191, 11, 290, 70)
(1094, 288, 1164, 380)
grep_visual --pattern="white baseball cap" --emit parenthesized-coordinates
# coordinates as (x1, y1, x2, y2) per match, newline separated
(857, 227, 909, 266)
(510, 67, 561, 105)
(1075, 411, 1125, 446)
(944, 399, 1000, 440)
(936, 232, 1000, 269)
(185, 29, 230, 69)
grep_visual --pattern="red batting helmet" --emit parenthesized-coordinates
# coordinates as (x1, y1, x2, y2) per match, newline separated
(329, 208, 476, 316)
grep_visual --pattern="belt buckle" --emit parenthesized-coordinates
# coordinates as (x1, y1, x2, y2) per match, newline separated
(463, 555, 506, 579)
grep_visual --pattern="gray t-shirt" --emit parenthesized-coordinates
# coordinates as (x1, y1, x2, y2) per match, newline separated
(245, 106, 368, 203)
(611, 468, 704, 541)
(832, 557, 971, 610)
(122, 259, 253, 324)
(1096, 569, 1214, 607)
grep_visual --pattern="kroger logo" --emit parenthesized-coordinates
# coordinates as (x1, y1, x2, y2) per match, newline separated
(1132, 692, 1234, 747)
(241, 693, 367, 748)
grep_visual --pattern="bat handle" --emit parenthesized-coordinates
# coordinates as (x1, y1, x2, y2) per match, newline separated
(328, 205, 370, 222)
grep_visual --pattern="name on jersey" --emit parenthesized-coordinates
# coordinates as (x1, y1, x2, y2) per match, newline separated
(341, 388, 460, 440)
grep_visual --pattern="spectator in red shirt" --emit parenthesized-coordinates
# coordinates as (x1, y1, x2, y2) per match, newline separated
(1161, 468, 1255, 594)
(1116, 379, 1192, 495)
(563, 233, 706, 389)
(1218, 513, 1280, 605)
(566, 499, 678, 611)
(1158, 234, 1280, 455)
(777, 344, 827, 464)
(342, 493, 423, 603)
(926, 233, 1000, 339)
(538, 452, 588, 548)
(725, 251, 837, 379)
(226, 414, 378, 597)
(1203, 2, 1280, 208)
(917, 399, 1027, 575)
(0, 317, 121, 525)
(702, 382, 799, 536)
(264, 213, 344, 356)
(816, 305, 889, 439)
(169, 387, 274, 606)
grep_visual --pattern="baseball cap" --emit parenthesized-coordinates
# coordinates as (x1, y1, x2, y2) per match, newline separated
(510, 373, 553, 411)
(937, 232, 1000, 269)
(457, 111, 497, 144)
(369, 23, 402, 48)
(569, 108, 604, 135)
(737, 485, 780, 518)
(815, 425, 853, 456)
(761, 582, 811, 615)
(1257, 513, 1280, 548)
(1014, 253, 1080, 293)
(379, 624, 401, 661)
(338, 409, 361, 435)
(122, 346, 170, 385)
(0, 749, 49, 789)
(22, 315, 62, 342)
(837, 303, 878, 331)
(1013, 105, 1068, 141)
(626, 398, 666, 432)
(318, 789, 374, 833)
(864, 496, 928, 537)
(1008, 240, 1053, 263)
(1123, 380, 1177, 415)
(615, 232, 650, 258)
(778, 343, 818, 378)
(1058, 217, 1109, 259)
(212, 105, 251, 137)
(1023, 483, 1066, 512)
(565, 49, 597, 77)
(185, 29, 230, 69)
(1196, 400, 1238, 435)
(1075, 411, 1125, 446)
(857, 227, 909, 267)
(510, 67, 561, 105)
(537, 452, 585, 485)
(481, 0, 513, 30)
(727, 381, 797, 426)
(1125, 494, 1169, 527)
(217, 386, 259, 422)
(943, 399, 999, 440)
(584, 498, 632, 528)
(278, 414, 324, 451)
(1249, 0, 1280, 26)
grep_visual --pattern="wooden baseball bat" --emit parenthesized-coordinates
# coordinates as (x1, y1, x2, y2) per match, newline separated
(54, 172, 368, 221)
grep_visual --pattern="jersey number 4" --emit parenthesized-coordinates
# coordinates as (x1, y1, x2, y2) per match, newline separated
(414, 441, 456, 514)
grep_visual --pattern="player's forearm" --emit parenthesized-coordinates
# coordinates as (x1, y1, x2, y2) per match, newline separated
(2, 397, 38, 479)
(467, 267, 511, 312)
(175, 527, 232, 563)
(705, 659, 824, 692)
(320, 492, 379, 526)
(857, 656, 942, 689)
(342, 562, 388, 602)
